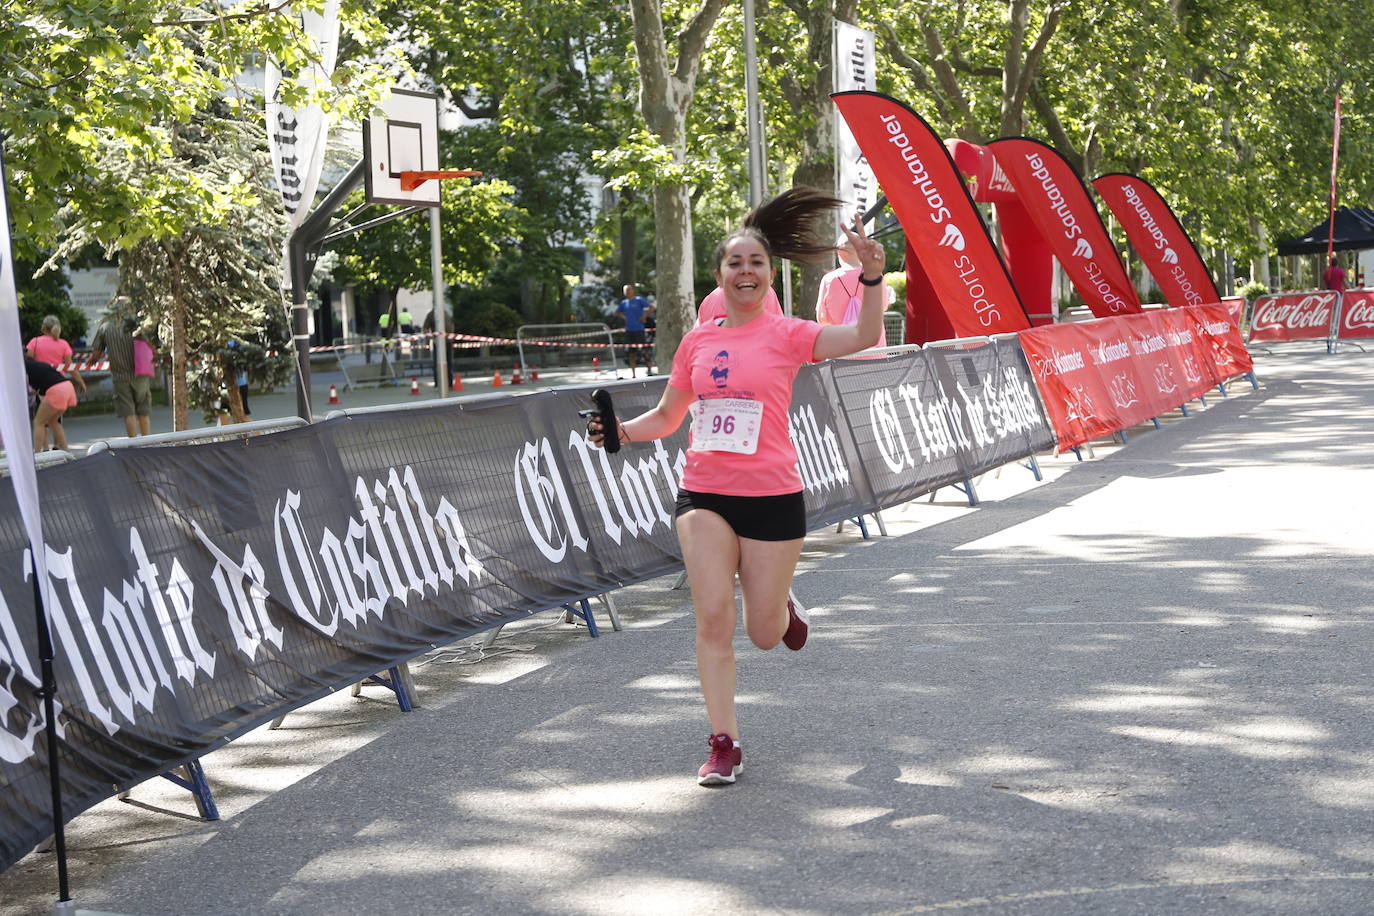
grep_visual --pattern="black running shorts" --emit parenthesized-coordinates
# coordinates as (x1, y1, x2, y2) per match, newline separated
(674, 490, 806, 541)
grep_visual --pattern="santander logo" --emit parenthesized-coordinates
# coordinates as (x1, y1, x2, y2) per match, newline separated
(1072, 238, 1093, 259)
(1252, 293, 1336, 331)
(939, 224, 966, 251)
(1161, 248, 1179, 265)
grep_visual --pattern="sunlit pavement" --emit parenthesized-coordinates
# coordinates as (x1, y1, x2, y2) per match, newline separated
(4, 348, 1374, 915)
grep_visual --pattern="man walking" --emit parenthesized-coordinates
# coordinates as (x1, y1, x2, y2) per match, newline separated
(89, 300, 150, 437)
(616, 284, 655, 377)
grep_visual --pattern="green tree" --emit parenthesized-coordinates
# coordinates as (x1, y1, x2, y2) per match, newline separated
(61, 103, 294, 429)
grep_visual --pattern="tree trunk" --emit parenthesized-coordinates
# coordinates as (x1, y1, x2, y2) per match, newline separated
(619, 190, 638, 288)
(787, 1, 858, 321)
(224, 358, 248, 423)
(652, 183, 695, 362)
(629, 0, 726, 366)
(167, 249, 190, 431)
(1250, 219, 1270, 287)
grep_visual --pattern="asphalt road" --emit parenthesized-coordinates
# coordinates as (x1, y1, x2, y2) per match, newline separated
(3, 346, 1373, 915)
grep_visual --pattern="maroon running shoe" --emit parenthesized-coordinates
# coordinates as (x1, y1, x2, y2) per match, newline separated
(697, 733, 743, 786)
(782, 590, 809, 651)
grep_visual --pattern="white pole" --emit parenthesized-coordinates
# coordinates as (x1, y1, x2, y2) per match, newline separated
(743, 0, 765, 207)
(429, 206, 448, 396)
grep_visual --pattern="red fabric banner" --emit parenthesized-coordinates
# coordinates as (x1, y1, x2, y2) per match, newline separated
(1185, 303, 1254, 379)
(1337, 289, 1374, 339)
(1019, 307, 1248, 452)
(1220, 296, 1245, 326)
(1249, 291, 1338, 343)
(832, 92, 1030, 338)
(1093, 173, 1222, 307)
(989, 139, 1141, 318)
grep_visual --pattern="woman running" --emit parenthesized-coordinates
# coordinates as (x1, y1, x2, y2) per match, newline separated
(588, 187, 887, 785)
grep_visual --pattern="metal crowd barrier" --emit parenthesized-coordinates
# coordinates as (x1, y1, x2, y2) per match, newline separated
(516, 322, 618, 376)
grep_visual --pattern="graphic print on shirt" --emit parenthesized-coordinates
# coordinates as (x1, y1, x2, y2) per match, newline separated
(710, 350, 731, 388)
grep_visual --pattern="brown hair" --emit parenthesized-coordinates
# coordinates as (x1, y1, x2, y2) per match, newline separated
(713, 186, 844, 270)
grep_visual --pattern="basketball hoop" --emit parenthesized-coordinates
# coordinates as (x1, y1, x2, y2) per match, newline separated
(400, 170, 483, 191)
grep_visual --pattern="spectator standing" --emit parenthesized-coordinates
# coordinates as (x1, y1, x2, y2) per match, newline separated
(1322, 256, 1347, 291)
(89, 304, 149, 437)
(816, 240, 891, 348)
(25, 357, 79, 452)
(398, 306, 415, 334)
(26, 314, 87, 388)
(616, 284, 655, 377)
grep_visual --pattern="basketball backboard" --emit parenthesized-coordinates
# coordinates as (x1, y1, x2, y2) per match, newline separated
(363, 88, 442, 207)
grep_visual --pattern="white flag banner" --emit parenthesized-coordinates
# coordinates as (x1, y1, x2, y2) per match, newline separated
(266, 0, 341, 228)
(833, 20, 877, 223)
(0, 139, 50, 638)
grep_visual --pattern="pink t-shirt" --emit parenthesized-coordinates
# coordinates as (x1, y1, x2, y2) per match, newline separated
(668, 312, 823, 496)
(696, 286, 784, 326)
(816, 266, 890, 347)
(26, 335, 72, 369)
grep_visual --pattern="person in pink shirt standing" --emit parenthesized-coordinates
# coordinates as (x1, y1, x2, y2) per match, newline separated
(817, 240, 891, 348)
(696, 284, 783, 325)
(587, 187, 887, 786)
(1322, 256, 1347, 291)
(25, 315, 86, 450)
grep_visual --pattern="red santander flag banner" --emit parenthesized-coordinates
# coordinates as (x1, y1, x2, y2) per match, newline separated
(1093, 173, 1222, 307)
(989, 138, 1141, 318)
(1337, 289, 1374, 339)
(832, 92, 1030, 337)
(1249, 291, 1338, 343)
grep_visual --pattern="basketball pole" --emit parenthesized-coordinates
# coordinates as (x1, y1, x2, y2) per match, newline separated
(430, 207, 449, 397)
(288, 160, 366, 421)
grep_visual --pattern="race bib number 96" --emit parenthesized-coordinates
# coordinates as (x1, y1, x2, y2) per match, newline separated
(690, 398, 763, 454)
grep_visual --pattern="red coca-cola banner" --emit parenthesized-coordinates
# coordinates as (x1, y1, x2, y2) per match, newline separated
(989, 138, 1141, 318)
(1019, 307, 1248, 451)
(1248, 290, 1338, 343)
(1093, 173, 1222, 307)
(832, 92, 1030, 338)
(1337, 289, 1374, 339)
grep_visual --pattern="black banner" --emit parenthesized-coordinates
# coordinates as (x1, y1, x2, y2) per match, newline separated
(0, 341, 1051, 871)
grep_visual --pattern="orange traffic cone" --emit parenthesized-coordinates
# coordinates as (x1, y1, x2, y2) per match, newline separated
(511, 364, 524, 385)
(492, 369, 503, 386)
(328, 384, 340, 405)
(452, 372, 464, 392)
(531, 365, 540, 381)
(410, 376, 420, 395)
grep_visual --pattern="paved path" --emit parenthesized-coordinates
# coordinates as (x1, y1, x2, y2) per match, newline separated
(3, 348, 1374, 914)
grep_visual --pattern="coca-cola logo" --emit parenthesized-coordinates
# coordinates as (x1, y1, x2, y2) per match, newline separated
(1252, 294, 1335, 331)
(1343, 295, 1374, 330)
